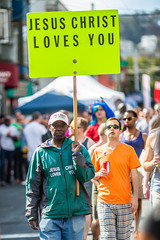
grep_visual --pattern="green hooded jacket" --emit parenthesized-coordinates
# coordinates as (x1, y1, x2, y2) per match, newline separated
(25, 137, 95, 221)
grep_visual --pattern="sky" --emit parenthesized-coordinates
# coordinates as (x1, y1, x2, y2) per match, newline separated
(61, 0, 160, 14)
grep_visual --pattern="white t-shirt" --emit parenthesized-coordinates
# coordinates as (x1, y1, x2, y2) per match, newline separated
(0, 124, 19, 151)
(24, 121, 47, 161)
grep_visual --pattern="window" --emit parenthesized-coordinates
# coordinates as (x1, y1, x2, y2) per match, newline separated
(0, 9, 9, 43)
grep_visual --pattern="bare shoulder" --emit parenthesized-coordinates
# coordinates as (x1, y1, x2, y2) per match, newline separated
(143, 131, 156, 165)
(88, 143, 98, 158)
(88, 142, 106, 158)
(142, 132, 148, 143)
(145, 131, 156, 149)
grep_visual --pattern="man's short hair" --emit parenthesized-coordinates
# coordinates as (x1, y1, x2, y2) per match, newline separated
(106, 117, 121, 130)
(98, 123, 106, 136)
(124, 110, 137, 118)
(32, 112, 41, 121)
(154, 103, 160, 112)
(77, 117, 88, 132)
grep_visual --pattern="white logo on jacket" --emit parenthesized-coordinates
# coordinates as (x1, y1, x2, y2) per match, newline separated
(49, 165, 75, 178)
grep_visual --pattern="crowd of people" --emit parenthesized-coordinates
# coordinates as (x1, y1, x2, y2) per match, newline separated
(0, 99, 160, 240)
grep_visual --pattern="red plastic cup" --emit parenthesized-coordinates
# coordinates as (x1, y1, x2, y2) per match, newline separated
(103, 161, 110, 173)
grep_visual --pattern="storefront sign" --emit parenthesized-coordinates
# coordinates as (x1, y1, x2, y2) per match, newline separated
(154, 81, 160, 103)
(7, 80, 33, 98)
(0, 62, 19, 87)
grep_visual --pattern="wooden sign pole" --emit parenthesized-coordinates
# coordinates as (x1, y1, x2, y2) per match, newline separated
(73, 75, 80, 196)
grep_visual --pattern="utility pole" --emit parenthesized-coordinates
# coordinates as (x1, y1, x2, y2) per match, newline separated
(91, 2, 94, 10)
(55, 0, 59, 11)
(133, 47, 139, 92)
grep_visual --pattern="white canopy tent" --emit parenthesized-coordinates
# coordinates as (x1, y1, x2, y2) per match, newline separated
(18, 75, 125, 110)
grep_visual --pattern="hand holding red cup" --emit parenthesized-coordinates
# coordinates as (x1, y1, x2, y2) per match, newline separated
(103, 161, 110, 173)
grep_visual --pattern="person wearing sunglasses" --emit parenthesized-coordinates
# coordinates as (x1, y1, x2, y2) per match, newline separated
(92, 117, 141, 240)
(121, 110, 148, 239)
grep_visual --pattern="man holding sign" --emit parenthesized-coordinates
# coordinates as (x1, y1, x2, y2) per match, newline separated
(25, 112, 95, 239)
(26, 9, 121, 239)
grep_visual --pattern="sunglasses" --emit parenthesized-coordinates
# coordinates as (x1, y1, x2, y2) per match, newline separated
(123, 117, 133, 121)
(93, 106, 104, 113)
(105, 125, 119, 130)
(69, 126, 82, 129)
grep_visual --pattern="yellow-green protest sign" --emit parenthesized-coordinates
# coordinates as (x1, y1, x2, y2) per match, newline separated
(27, 10, 120, 78)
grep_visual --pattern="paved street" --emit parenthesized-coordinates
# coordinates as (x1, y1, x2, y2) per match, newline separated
(0, 183, 150, 240)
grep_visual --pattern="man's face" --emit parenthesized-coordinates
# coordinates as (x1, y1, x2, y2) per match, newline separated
(123, 112, 136, 128)
(15, 111, 22, 121)
(68, 120, 84, 138)
(105, 120, 121, 139)
(49, 120, 68, 140)
(68, 121, 74, 137)
(95, 107, 106, 120)
(5, 119, 10, 126)
(143, 109, 150, 119)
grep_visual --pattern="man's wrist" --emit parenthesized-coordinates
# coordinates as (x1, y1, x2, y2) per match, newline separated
(72, 151, 80, 155)
(132, 194, 138, 199)
(94, 171, 100, 179)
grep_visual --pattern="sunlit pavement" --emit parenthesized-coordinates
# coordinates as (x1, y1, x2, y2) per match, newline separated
(0, 183, 150, 240)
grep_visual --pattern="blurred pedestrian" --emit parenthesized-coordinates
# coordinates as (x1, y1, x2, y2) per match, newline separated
(133, 107, 143, 126)
(69, 117, 95, 148)
(25, 112, 95, 240)
(0, 116, 19, 185)
(14, 110, 22, 122)
(19, 115, 29, 184)
(137, 108, 151, 134)
(149, 103, 160, 132)
(86, 97, 115, 143)
(41, 115, 52, 142)
(143, 117, 160, 204)
(139, 204, 160, 240)
(143, 124, 160, 208)
(88, 123, 107, 240)
(24, 112, 47, 162)
(0, 114, 5, 125)
(69, 117, 95, 240)
(92, 117, 141, 240)
(82, 109, 92, 125)
(115, 102, 127, 121)
(12, 111, 23, 183)
(120, 110, 148, 239)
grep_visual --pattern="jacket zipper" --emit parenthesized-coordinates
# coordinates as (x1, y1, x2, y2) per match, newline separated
(60, 152, 70, 217)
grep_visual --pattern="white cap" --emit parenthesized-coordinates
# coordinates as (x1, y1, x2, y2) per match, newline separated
(48, 112, 69, 125)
